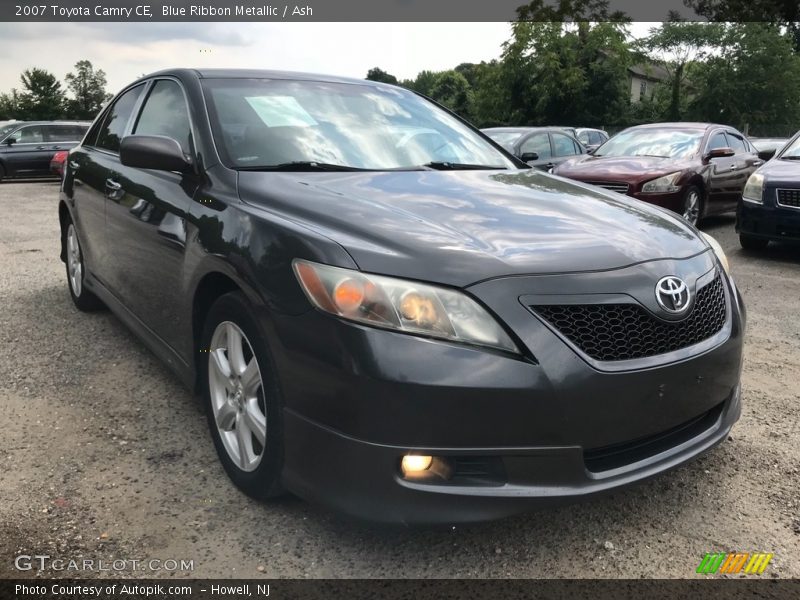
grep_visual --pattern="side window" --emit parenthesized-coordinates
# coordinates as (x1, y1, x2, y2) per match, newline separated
(552, 133, 580, 157)
(45, 125, 87, 142)
(589, 131, 604, 145)
(96, 85, 145, 153)
(133, 80, 192, 154)
(14, 126, 44, 143)
(577, 131, 589, 144)
(707, 132, 728, 151)
(726, 132, 747, 153)
(520, 133, 551, 159)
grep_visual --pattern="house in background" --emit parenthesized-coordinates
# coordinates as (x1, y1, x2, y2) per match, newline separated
(628, 63, 669, 103)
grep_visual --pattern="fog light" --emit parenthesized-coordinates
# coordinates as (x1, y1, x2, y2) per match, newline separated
(401, 455, 433, 475)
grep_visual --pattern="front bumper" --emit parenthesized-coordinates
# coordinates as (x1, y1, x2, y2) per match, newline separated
(267, 254, 745, 523)
(737, 198, 800, 242)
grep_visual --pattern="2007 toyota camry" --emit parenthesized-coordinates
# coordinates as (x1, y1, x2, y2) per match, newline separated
(59, 69, 744, 523)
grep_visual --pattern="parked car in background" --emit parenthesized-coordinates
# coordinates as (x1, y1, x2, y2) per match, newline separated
(737, 130, 800, 250)
(749, 137, 789, 161)
(553, 122, 763, 226)
(0, 121, 90, 182)
(59, 69, 743, 523)
(50, 150, 69, 178)
(574, 127, 609, 152)
(482, 126, 587, 171)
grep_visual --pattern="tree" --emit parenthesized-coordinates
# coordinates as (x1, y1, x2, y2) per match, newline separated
(403, 70, 440, 97)
(428, 70, 473, 119)
(0, 89, 21, 120)
(365, 67, 398, 85)
(17, 68, 65, 120)
(688, 23, 800, 134)
(65, 60, 110, 119)
(638, 21, 723, 120)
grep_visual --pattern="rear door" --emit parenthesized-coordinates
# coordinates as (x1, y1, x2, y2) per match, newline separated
(2, 125, 50, 175)
(550, 131, 585, 168)
(725, 130, 762, 209)
(67, 84, 146, 283)
(104, 78, 199, 350)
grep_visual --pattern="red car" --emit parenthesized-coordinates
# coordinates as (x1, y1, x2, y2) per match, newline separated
(50, 150, 69, 178)
(553, 123, 763, 226)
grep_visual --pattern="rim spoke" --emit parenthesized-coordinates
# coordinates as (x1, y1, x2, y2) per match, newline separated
(210, 348, 232, 379)
(240, 358, 260, 396)
(235, 418, 250, 468)
(226, 323, 246, 375)
(215, 401, 237, 431)
(243, 400, 266, 446)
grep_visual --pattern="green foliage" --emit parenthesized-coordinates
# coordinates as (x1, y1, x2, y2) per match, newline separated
(365, 67, 398, 85)
(687, 23, 800, 133)
(65, 60, 111, 119)
(17, 68, 66, 120)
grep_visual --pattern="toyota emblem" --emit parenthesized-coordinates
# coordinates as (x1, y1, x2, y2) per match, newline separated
(655, 276, 691, 314)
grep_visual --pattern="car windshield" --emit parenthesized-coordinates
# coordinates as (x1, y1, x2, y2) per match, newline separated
(485, 131, 524, 146)
(779, 135, 800, 159)
(202, 79, 514, 170)
(0, 122, 19, 140)
(594, 128, 703, 159)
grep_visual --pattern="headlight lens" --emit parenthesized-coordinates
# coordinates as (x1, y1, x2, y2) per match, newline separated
(293, 260, 519, 353)
(701, 232, 729, 274)
(641, 171, 683, 193)
(742, 173, 764, 204)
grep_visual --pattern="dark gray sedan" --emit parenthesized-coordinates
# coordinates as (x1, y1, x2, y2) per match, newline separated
(59, 69, 744, 523)
(482, 126, 587, 171)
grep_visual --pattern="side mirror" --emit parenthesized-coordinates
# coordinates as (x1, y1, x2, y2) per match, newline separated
(120, 135, 192, 173)
(5, 137, 17, 146)
(704, 147, 735, 161)
(757, 149, 776, 161)
(586, 146, 597, 155)
(519, 151, 538, 162)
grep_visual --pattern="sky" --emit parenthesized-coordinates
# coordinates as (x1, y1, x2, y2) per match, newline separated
(0, 22, 656, 96)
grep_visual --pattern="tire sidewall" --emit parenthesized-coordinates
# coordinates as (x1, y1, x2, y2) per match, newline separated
(64, 219, 104, 311)
(199, 292, 284, 499)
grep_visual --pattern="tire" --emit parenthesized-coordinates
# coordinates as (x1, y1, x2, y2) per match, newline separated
(64, 220, 105, 311)
(681, 185, 704, 227)
(739, 234, 769, 251)
(199, 292, 285, 500)
(0, 163, 5, 183)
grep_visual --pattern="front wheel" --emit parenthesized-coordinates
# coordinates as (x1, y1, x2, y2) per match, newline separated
(200, 292, 285, 500)
(739, 234, 769, 251)
(681, 186, 704, 227)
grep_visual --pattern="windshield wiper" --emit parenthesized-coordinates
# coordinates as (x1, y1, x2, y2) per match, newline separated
(419, 161, 507, 171)
(238, 161, 373, 172)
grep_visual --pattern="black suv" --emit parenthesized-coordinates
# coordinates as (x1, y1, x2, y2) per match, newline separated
(0, 121, 91, 182)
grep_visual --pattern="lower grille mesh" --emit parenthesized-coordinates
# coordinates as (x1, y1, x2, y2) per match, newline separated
(532, 276, 726, 361)
(777, 188, 800, 208)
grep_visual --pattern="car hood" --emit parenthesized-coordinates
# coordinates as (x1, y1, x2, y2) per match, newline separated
(758, 157, 800, 182)
(554, 155, 694, 185)
(238, 169, 706, 287)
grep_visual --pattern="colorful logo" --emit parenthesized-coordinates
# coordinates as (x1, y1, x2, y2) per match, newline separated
(696, 552, 774, 575)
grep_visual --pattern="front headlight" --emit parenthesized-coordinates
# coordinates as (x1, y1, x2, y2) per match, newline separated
(293, 260, 519, 353)
(742, 173, 764, 204)
(641, 171, 683, 193)
(701, 232, 729, 274)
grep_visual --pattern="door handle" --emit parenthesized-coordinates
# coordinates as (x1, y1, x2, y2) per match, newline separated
(68, 161, 80, 170)
(753, 160, 764, 167)
(52, 145, 62, 150)
(729, 164, 738, 170)
(35, 145, 46, 150)
(105, 178, 122, 191)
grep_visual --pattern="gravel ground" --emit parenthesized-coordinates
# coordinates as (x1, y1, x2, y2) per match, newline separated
(0, 180, 798, 579)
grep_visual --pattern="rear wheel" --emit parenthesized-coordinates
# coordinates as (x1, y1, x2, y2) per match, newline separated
(64, 221, 105, 311)
(0, 163, 5, 183)
(200, 292, 285, 499)
(681, 185, 704, 227)
(739, 234, 769, 251)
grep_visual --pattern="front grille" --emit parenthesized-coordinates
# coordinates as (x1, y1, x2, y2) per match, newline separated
(531, 275, 726, 361)
(584, 180, 630, 194)
(776, 188, 800, 208)
(583, 401, 725, 472)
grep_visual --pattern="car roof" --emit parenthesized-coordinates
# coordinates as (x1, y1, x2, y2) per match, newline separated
(7, 121, 92, 126)
(626, 122, 726, 131)
(482, 127, 566, 133)
(139, 68, 376, 87)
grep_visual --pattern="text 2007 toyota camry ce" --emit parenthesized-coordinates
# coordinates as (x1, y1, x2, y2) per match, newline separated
(59, 69, 744, 524)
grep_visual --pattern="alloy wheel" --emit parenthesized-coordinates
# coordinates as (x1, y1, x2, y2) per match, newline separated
(208, 321, 267, 472)
(66, 224, 83, 297)
(682, 190, 701, 226)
